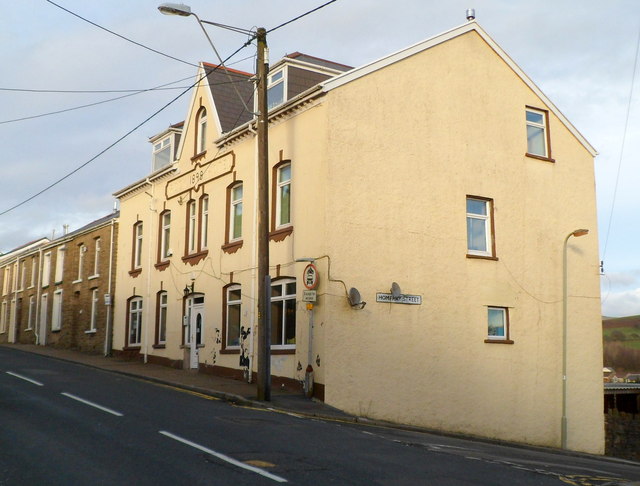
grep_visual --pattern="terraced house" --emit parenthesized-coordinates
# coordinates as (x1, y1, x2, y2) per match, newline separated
(111, 20, 603, 453)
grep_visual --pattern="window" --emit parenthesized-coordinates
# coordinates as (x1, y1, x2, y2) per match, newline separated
(156, 291, 168, 345)
(230, 184, 243, 241)
(27, 296, 36, 330)
(2, 268, 9, 295)
(466, 196, 495, 258)
(187, 201, 197, 254)
(40, 294, 48, 333)
(153, 137, 172, 172)
(224, 285, 242, 349)
(486, 307, 512, 343)
(525, 107, 551, 159)
(91, 238, 101, 277)
(55, 247, 65, 283)
(52, 290, 63, 331)
(42, 252, 51, 287)
(276, 163, 291, 228)
(267, 70, 285, 110)
(76, 244, 86, 282)
(89, 288, 99, 332)
(30, 256, 37, 288)
(200, 196, 209, 250)
(0, 301, 6, 333)
(197, 108, 207, 154)
(271, 279, 296, 349)
(19, 261, 26, 291)
(133, 222, 143, 270)
(128, 297, 143, 346)
(160, 211, 171, 261)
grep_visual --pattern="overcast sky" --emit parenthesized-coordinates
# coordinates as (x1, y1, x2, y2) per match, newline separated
(1, 1, 639, 317)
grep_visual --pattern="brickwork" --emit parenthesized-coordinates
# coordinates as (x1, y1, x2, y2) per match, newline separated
(605, 411, 640, 461)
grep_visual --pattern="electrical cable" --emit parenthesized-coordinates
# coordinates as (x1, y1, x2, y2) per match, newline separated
(0, 42, 252, 216)
(45, 0, 199, 68)
(267, 0, 338, 34)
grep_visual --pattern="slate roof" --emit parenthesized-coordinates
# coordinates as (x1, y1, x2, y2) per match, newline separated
(203, 63, 254, 134)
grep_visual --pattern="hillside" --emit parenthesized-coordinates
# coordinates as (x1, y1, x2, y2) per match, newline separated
(603, 315, 640, 372)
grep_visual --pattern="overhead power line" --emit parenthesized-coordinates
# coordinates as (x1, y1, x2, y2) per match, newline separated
(267, 0, 338, 34)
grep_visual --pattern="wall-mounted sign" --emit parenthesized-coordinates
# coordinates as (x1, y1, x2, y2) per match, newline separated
(302, 290, 317, 302)
(376, 293, 422, 305)
(303, 263, 319, 290)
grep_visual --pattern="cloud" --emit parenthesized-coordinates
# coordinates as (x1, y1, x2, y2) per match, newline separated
(602, 287, 640, 318)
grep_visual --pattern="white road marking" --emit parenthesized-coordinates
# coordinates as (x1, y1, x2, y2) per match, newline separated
(159, 430, 288, 483)
(61, 392, 123, 417)
(6, 371, 44, 386)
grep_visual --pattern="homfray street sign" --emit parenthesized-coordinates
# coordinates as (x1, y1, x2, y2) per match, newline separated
(376, 293, 422, 305)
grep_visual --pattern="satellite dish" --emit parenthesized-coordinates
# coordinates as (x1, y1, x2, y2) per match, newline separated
(391, 282, 402, 298)
(348, 287, 366, 309)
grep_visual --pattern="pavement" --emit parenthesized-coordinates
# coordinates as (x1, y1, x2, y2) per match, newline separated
(1, 343, 355, 422)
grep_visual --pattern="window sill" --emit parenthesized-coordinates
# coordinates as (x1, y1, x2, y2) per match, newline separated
(271, 348, 296, 355)
(269, 226, 293, 242)
(88, 274, 99, 280)
(85, 329, 97, 335)
(72, 279, 82, 285)
(180, 344, 205, 349)
(222, 240, 243, 254)
(153, 344, 166, 349)
(484, 339, 514, 344)
(51, 329, 61, 333)
(154, 261, 170, 271)
(182, 250, 208, 266)
(129, 269, 142, 278)
(123, 346, 141, 351)
(525, 152, 555, 163)
(466, 254, 499, 261)
(25, 327, 33, 332)
(191, 150, 207, 162)
(220, 348, 240, 355)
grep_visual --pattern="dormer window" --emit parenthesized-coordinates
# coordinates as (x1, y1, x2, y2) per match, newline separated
(153, 137, 172, 172)
(267, 70, 285, 111)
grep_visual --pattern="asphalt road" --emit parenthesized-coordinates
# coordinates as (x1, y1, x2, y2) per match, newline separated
(1, 347, 638, 485)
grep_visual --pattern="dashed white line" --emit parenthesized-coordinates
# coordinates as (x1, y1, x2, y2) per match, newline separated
(159, 430, 288, 483)
(61, 392, 123, 417)
(6, 371, 44, 386)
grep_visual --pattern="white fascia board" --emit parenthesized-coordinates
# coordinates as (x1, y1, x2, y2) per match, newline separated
(322, 21, 597, 157)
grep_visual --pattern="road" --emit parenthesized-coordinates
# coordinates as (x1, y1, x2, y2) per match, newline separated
(0, 347, 638, 485)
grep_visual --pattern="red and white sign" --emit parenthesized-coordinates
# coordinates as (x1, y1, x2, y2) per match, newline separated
(303, 263, 319, 290)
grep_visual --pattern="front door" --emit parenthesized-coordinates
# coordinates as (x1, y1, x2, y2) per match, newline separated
(185, 295, 204, 369)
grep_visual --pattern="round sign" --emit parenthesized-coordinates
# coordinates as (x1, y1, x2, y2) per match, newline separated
(303, 263, 319, 290)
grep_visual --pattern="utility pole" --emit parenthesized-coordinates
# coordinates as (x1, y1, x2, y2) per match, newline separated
(256, 27, 271, 401)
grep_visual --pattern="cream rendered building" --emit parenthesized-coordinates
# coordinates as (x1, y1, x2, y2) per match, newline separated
(112, 21, 603, 453)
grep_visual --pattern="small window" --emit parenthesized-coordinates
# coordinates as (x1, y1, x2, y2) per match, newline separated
(225, 285, 242, 348)
(526, 108, 550, 159)
(133, 222, 143, 270)
(153, 137, 172, 171)
(276, 163, 291, 227)
(486, 307, 512, 343)
(466, 196, 495, 258)
(128, 297, 143, 346)
(230, 184, 243, 241)
(271, 279, 296, 349)
(160, 211, 171, 260)
(267, 70, 285, 110)
(200, 196, 209, 250)
(197, 109, 207, 154)
(187, 201, 197, 254)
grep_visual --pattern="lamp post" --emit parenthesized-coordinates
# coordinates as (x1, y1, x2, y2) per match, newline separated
(158, 3, 271, 401)
(561, 228, 588, 449)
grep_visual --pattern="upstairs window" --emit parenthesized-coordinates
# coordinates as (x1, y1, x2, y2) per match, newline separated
(133, 222, 143, 270)
(76, 244, 86, 282)
(466, 196, 495, 259)
(54, 247, 65, 283)
(197, 108, 207, 154)
(153, 137, 172, 171)
(42, 252, 52, 287)
(525, 107, 551, 159)
(486, 306, 513, 344)
(230, 184, 243, 241)
(276, 163, 291, 227)
(92, 237, 101, 277)
(160, 211, 171, 261)
(200, 196, 209, 250)
(187, 201, 197, 254)
(267, 70, 285, 111)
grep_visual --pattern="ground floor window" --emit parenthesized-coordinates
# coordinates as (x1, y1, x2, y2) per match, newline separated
(224, 285, 241, 349)
(128, 297, 143, 346)
(89, 288, 99, 332)
(271, 279, 296, 349)
(52, 290, 63, 331)
(486, 306, 512, 343)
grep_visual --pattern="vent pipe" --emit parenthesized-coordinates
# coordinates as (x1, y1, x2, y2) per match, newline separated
(466, 8, 476, 21)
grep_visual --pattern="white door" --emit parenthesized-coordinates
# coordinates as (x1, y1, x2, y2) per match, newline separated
(185, 295, 204, 369)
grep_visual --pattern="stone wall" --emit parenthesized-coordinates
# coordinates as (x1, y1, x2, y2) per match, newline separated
(606, 411, 640, 461)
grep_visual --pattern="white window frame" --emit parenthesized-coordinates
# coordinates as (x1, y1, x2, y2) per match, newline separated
(230, 184, 243, 241)
(19, 260, 26, 291)
(197, 109, 207, 154)
(466, 197, 493, 257)
(225, 285, 242, 349)
(188, 201, 197, 254)
(52, 290, 63, 331)
(29, 256, 37, 289)
(42, 252, 51, 287)
(200, 196, 209, 250)
(2, 268, 9, 296)
(27, 295, 36, 331)
(0, 301, 6, 333)
(128, 297, 143, 346)
(158, 291, 168, 344)
(55, 247, 65, 283)
(487, 306, 509, 341)
(525, 107, 549, 158)
(90, 237, 101, 278)
(40, 294, 48, 334)
(270, 278, 296, 349)
(160, 211, 171, 260)
(134, 223, 143, 270)
(153, 136, 172, 172)
(276, 163, 291, 228)
(267, 69, 285, 111)
(88, 288, 99, 332)
(75, 244, 86, 283)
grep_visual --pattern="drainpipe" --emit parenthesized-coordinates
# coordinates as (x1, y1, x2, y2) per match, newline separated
(144, 180, 156, 364)
(104, 217, 116, 356)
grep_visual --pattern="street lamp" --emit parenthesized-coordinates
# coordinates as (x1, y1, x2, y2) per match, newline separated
(159, 3, 272, 401)
(561, 228, 589, 449)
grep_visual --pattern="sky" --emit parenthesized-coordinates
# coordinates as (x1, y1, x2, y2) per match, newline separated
(1, 1, 639, 317)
